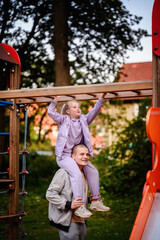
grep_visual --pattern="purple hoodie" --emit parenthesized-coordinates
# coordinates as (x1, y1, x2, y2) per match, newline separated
(47, 99, 103, 158)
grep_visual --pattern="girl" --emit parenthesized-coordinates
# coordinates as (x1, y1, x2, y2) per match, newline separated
(48, 93, 110, 218)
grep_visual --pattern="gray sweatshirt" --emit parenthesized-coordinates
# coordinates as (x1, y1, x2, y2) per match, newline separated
(46, 169, 73, 231)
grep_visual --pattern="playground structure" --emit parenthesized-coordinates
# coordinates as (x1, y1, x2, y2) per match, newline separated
(0, 0, 160, 239)
(0, 49, 153, 240)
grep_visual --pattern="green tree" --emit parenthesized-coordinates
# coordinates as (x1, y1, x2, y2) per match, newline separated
(0, 0, 55, 88)
(66, 0, 147, 84)
(0, 0, 147, 87)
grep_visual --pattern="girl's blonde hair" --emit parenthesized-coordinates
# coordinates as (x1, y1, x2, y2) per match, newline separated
(61, 100, 80, 115)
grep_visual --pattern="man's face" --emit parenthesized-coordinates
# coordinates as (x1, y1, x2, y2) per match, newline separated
(72, 147, 89, 169)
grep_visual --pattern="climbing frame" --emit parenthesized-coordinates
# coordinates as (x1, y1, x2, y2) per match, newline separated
(0, 44, 21, 240)
(0, 80, 152, 104)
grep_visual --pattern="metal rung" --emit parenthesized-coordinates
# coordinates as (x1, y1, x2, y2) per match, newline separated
(0, 100, 13, 106)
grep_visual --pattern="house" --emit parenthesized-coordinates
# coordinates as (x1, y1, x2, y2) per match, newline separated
(118, 62, 152, 83)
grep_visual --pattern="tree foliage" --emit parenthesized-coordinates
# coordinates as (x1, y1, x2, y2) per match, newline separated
(68, 0, 147, 84)
(0, 0, 55, 88)
(0, 0, 147, 87)
(93, 99, 152, 196)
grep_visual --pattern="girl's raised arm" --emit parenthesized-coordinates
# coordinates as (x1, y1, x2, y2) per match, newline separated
(47, 97, 64, 125)
(85, 93, 107, 125)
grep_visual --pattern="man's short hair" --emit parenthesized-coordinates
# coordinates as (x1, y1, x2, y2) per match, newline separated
(72, 144, 88, 155)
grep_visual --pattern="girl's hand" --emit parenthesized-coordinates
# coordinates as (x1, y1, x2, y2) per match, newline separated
(71, 197, 83, 209)
(99, 93, 107, 101)
(53, 96, 60, 103)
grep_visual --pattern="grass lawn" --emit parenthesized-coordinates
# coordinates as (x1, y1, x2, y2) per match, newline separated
(0, 185, 142, 240)
(9, 190, 141, 240)
(0, 153, 143, 240)
(0, 159, 143, 240)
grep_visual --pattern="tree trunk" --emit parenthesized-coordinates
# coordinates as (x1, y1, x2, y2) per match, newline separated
(53, 0, 71, 86)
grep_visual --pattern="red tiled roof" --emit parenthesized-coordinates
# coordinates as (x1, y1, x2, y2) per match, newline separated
(118, 62, 152, 82)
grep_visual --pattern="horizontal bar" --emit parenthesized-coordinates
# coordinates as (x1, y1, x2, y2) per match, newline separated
(0, 179, 14, 183)
(0, 100, 13, 106)
(0, 152, 9, 155)
(0, 172, 8, 174)
(0, 191, 7, 194)
(0, 214, 22, 224)
(0, 133, 9, 136)
(0, 179, 14, 190)
(0, 81, 152, 100)
(16, 89, 152, 104)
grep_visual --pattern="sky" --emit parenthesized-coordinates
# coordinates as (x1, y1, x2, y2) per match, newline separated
(122, 0, 154, 63)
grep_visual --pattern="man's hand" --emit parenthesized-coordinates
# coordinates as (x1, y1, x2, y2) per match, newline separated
(71, 197, 83, 209)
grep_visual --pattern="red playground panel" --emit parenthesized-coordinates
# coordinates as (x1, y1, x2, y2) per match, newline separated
(130, 107, 160, 239)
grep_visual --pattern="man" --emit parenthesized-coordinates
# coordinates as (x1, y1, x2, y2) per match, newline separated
(46, 144, 91, 240)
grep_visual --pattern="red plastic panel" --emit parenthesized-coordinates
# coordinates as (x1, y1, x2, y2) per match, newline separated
(130, 185, 154, 240)
(130, 107, 160, 240)
(0, 43, 21, 85)
(0, 43, 21, 67)
(152, 0, 160, 56)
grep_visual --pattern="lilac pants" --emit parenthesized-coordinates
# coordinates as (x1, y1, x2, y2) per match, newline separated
(57, 155, 99, 203)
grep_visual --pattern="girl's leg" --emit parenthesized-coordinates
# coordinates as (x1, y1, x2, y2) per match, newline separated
(57, 155, 85, 202)
(84, 161, 110, 212)
(83, 161, 99, 200)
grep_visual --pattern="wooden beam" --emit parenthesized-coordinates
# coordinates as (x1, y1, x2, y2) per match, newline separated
(14, 89, 152, 104)
(8, 65, 20, 240)
(0, 81, 152, 101)
(0, 214, 22, 225)
(0, 179, 14, 183)
(0, 179, 14, 190)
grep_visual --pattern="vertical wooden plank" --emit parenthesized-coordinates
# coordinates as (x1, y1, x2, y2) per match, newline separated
(8, 64, 20, 240)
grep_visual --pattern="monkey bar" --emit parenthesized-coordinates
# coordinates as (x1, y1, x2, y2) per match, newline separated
(0, 80, 152, 104)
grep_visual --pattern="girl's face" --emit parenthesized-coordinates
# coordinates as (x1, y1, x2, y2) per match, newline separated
(66, 101, 81, 119)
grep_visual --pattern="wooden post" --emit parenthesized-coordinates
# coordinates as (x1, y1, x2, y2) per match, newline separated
(8, 64, 20, 240)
